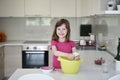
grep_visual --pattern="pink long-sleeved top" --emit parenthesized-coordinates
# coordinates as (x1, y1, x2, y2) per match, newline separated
(51, 40, 75, 68)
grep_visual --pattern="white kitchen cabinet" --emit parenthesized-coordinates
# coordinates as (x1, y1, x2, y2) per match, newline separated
(4, 46, 22, 77)
(25, 0, 50, 17)
(80, 0, 93, 16)
(80, 0, 108, 17)
(0, 47, 4, 80)
(0, 0, 24, 17)
(76, 0, 82, 17)
(51, 0, 76, 17)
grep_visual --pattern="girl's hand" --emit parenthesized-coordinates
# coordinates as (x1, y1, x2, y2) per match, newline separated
(74, 55, 80, 60)
(73, 52, 80, 60)
(67, 54, 75, 60)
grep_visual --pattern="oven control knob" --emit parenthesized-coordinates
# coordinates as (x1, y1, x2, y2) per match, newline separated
(33, 47, 37, 50)
(26, 47, 29, 49)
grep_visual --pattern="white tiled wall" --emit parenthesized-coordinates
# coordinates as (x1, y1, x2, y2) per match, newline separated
(0, 17, 80, 41)
(25, 17, 52, 41)
(0, 18, 26, 40)
(94, 15, 120, 55)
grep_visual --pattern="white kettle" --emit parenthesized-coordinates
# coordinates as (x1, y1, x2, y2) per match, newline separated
(80, 40, 86, 45)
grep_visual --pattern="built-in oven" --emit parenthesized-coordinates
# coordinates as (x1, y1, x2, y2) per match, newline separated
(22, 44, 49, 68)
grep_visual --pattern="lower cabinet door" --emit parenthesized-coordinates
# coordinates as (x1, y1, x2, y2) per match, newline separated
(4, 46, 22, 77)
(0, 47, 4, 80)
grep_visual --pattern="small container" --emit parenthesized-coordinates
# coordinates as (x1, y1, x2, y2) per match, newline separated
(116, 60, 120, 72)
(40, 66, 53, 74)
(80, 40, 86, 45)
(89, 40, 92, 45)
(117, 5, 120, 10)
(102, 62, 109, 73)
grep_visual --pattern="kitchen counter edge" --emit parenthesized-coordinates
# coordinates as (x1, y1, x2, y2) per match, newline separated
(0, 40, 51, 47)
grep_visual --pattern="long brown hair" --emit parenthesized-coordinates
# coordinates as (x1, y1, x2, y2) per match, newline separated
(52, 19, 71, 42)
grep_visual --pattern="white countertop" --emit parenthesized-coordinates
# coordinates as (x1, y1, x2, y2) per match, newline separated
(0, 40, 50, 47)
(0, 40, 78, 47)
(8, 51, 118, 80)
(4, 40, 25, 46)
(0, 40, 24, 47)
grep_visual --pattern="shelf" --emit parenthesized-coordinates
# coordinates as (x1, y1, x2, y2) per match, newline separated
(76, 46, 96, 50)
(105, 10, 120, 14)
(76, 42, 96, 50)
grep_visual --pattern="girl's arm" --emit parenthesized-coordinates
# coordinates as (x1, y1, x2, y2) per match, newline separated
(72, 47, 80, 60)
(72, 47, 77, 53)
(51, 45, 75, 60)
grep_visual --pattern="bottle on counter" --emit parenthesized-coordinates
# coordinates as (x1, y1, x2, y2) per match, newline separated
(102, 62, 109, 73)
(115, 38, 120, 72)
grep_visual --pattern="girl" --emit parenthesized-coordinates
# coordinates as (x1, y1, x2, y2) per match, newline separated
(51, 19, 80, 69)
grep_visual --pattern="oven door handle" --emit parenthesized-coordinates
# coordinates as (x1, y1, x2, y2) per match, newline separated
(25, 51, 45, 53)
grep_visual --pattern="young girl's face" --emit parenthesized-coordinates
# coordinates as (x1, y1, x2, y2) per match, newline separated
(56, 24, 67, 39)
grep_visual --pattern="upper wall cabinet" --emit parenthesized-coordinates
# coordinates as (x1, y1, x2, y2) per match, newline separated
(25, 0, 50, 17)
(0, 0, 24, 17)
(0, 0, 109, 17)
(76, 0, 82, 17)
(51, 0, 76, 17)
(80, 0, 108, 17)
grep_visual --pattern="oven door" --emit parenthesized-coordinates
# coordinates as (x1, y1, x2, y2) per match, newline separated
(22, 51, 48, 68)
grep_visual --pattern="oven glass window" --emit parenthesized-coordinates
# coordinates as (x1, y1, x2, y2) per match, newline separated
(26, 53, 44, 66)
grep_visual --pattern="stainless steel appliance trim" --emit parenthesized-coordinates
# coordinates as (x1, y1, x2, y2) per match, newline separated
(22, 45, 48, 51)
(25, 51, 45, 53)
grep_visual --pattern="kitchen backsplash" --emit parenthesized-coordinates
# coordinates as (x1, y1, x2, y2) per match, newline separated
(0, 18, 26, 40)
(94, 15, 120, 55)
(0, 16, 120, 55)
(0, 17, 80, 41)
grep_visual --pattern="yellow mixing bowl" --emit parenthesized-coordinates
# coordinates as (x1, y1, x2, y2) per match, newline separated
(58, 57, 82, 74)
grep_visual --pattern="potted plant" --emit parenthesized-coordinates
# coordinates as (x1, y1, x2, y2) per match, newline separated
(115, 38, 120, 72)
